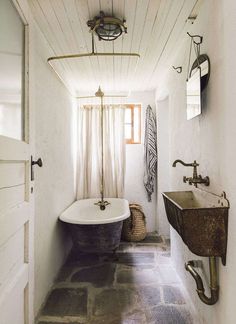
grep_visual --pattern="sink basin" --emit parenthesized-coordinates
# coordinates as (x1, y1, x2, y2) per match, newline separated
(162, 190, 229, 265)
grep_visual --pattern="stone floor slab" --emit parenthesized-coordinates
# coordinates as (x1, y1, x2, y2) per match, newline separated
(41, 288, 87, 317)
(156, 265, 180, 284)
(138, 285, 162, 308)
(140, 233, 163, 244)
(38, 235, 196, 324)
(163, 285, 186, 304)
(71, 263, 116, 287)
(38, 322, 81, 324)
(156, 252, 171, 264)
(147, 305, 192, 324)
(132, 245, 161, 252)
(117, 268, 158, 285)
(90, 309, 146, 324)
(56, 264, 75, 282)
(89, 317, 123, 324)
(118, 243, 134, 252)
(66, 251, 100, 266)
(116, 252, 155, 265)
(93, 288, 138, 317)
(122, 309, 147, 324)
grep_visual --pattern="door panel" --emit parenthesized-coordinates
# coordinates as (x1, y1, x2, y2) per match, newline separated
(0, 1, 32, 323)
(0, 227, 25, 289)
(0, 137, 29, 160)
(0, 265, 28, 324)
(0, 162, 25, 188)
(0, 137, 31, 324)
(0, 185, 26, 213)
(0, 202, 29, 246)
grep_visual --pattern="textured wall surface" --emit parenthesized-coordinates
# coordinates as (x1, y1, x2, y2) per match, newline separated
(156, 1, 236, 323)
(124, 91, 157, 232)
(33, 22, 77, 315)
(156, 97, 170, 237)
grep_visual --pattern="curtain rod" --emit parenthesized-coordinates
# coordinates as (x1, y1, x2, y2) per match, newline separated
(48, 34, 139, 62)
(46, 33, 140, 97)
(48, 52, 140, 62)
(79, 104, 128, 109)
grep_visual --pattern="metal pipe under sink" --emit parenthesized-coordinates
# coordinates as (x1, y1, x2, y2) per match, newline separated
(185, 257, 219, 305)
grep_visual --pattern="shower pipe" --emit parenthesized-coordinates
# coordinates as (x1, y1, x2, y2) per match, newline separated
(80, 87, 128, 210)
(90, 87, 110, 210)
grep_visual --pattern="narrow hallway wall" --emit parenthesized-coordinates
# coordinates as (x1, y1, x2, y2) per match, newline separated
(156, 97, 170, 237)
(156, 0, 236, 323)
(33, 23, 77, 315)
(124, 91, 157, 232)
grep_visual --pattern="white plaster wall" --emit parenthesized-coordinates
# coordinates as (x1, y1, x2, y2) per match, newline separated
(156, 97, 170, 237)
(156, 1, 236, 323)
(124, 91, 157, 231)
(33, 23, 77, 315)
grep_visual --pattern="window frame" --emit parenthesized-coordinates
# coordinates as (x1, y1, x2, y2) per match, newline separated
(124, 104, 141, 144)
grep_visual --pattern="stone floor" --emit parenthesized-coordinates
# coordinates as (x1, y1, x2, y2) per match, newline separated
(36, 233, 197, 324)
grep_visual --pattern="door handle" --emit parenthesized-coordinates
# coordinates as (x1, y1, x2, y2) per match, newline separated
(31, 156, 43, 181)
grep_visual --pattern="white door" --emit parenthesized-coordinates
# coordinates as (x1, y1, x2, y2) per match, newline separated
(0, 0, 34, 323)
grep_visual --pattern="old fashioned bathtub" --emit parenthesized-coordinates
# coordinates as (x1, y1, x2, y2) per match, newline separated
(59, 198, 130, 252)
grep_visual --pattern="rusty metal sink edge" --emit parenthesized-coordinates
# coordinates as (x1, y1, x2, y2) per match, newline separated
(162, 189, 229, 265)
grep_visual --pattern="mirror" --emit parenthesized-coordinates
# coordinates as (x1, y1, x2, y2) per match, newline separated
(186, 67, 201, 120)
(186, 54, 210, 120)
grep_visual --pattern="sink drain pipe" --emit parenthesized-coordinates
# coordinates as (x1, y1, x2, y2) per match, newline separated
(185, 257, 219, 305)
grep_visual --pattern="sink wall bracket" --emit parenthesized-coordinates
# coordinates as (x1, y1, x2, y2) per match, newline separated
(185, 256, 219, 305)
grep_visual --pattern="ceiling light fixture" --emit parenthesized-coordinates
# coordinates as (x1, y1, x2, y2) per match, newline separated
(87, 11, 127, 41)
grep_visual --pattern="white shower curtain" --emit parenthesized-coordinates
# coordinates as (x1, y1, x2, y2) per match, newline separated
(77, 103, 125, 199)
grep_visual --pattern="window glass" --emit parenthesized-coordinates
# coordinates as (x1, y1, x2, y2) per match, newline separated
(125, 124, 132, 140)
(0, 0, 25, 140)
(124, 104, 141, 144)
(125, 108, 132, 123)
(133, 106, 140, 143)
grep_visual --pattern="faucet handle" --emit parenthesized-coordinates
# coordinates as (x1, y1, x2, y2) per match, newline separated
(183, 176, 193, 185)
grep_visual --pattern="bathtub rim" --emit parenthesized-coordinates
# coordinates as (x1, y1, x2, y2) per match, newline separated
(59, 198, 130, 225)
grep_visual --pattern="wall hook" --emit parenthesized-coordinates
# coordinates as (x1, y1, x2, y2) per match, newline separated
(187, 32, 203, 45)
(172, 66, 182, 74)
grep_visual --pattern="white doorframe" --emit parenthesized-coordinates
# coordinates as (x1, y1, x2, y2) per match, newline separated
(0, 0, 35, 323)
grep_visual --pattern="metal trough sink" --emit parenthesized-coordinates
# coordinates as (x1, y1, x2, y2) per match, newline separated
(162, 190, 229, 265)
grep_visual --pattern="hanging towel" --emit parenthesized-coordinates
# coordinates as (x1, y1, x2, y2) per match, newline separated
(143, 105, 157, 202)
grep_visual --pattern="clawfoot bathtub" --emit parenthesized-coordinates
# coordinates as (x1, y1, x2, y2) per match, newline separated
(59, 198, 130, 252)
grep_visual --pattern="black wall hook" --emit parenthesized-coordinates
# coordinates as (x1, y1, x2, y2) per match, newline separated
(187, 32, 203, 45)
(172, 66, 182, 73)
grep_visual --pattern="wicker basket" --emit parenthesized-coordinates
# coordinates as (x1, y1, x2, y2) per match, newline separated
(122, 203, 147, 242)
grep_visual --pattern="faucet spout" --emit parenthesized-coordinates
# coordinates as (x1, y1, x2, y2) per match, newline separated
(172, 159, 199, 167)
(172, 159, 210, 187)
(94, 199, 110, 211)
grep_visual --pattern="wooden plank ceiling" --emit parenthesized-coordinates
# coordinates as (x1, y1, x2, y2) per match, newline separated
(29, 0, 201, 96)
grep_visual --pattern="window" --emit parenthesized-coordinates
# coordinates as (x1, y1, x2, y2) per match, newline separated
(124, 104, 141, 144)
(0, 0, 25, 140)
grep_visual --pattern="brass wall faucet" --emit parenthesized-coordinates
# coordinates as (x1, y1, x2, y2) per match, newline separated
(172, 159, 210, 187)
